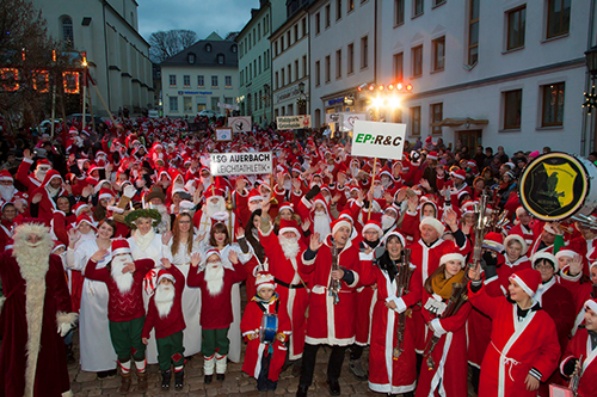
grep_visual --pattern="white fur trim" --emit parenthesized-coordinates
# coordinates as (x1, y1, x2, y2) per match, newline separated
(62, 391, 74, 397)
(106, 205, 125, 214)
(419, 216, 445, 236)
(332, 220, 351, 235)
(430, 318, 447, 336)
(510, 274, 535, 297)
(504, 234, 528, 256)
(531, 251, 557, 271)
(440, 253, 465, 266)
(585, 299, 597, 314)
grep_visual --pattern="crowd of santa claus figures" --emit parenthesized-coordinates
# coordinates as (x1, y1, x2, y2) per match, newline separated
(0, 117, 596, 397)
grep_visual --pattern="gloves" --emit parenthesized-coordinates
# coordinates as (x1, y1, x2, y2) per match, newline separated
(481, 251, 498, 279)
(57, 321, 73, 337)
(304, 185, 321, 201)
(123, 184, 137, 199)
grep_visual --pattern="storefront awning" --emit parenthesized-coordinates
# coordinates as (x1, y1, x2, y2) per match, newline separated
(431, 117, 489, 127)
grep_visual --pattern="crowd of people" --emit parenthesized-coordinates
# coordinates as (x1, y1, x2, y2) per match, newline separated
(0, 116, 596, 397)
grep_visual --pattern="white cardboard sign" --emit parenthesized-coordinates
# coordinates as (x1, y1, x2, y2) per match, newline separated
(351, 120, 406, 160)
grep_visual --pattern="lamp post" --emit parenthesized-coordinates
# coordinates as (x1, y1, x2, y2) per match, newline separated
(583, 45, 597, 114)
(297, 81, 307, 115)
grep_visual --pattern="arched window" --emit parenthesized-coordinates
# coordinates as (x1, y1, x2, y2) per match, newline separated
(217, 54, 225, 64)
(61, 16, 74, 49)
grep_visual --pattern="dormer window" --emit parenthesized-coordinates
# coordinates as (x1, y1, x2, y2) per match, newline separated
(187, 53, 196, 64)
(217, 54, 225, 64)
(231, 44, 237, 53)
(205, 44, 212, 52)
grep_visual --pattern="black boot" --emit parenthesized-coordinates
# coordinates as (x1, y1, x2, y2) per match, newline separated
(174, 370, 184, 391)
(296, 384, 309, 397)
(327, 378, 341, 396)
(204, 374, 213, 384)
(161, 370, 171, 390)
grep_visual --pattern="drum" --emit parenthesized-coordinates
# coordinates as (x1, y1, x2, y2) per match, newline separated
(519, 152, 597, 221)
(259, 313, 278, 344)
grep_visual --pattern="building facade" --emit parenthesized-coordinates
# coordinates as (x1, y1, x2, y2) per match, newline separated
(160, 33, 239, 118)
(31, 0, 154, 116)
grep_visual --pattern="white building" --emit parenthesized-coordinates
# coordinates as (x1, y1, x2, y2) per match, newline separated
(31, 0, 154, 115)
(376, 0, 592, 155)
(160, 33, 239, 118)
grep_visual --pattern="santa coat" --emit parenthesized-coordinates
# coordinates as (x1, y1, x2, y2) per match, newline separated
(362, 261, 422, 394)
(299, 235, 361, 346)
(186, 261, 246, 329)
(534, 277, 576, 354)
(354, 245, 381, 346)
(84, 257, 155, 322)
(467, 285, 561, 397)
(142, 265, 186, 340)
(0, 219, 14, 252)
(0, 251, 73, 397)
(559, 270, 593, 336)
(416, 288, 472, 397)
(31, 170, 66, 224)
(560, 328, 597, 397)
(240, 297, 291, 382)
(259, 227, 309, 359)
(15, 158, 42, 193)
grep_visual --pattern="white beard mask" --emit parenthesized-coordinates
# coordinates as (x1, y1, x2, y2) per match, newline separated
(373, 185, 384, 199)
(313, 211, 331, 241)
(111, 254, 134, 294)
(205, 197, 226, 218)
(154, 282, 175, 318)
(381, 214, 396, 230)
(35, 168, 48, 183)
(0, 184, 16, 202)
(279, 235, 300, 260)
(248, 200, 262, 213)
(283, 180, 292, 191)
(204, 262, 224, 296)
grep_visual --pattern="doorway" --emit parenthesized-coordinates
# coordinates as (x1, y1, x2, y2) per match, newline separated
(456, 129, 482, 152)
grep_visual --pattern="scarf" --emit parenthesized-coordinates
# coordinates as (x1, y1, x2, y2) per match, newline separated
(431, 269, 465, 300)
(133, 228, 155, 250)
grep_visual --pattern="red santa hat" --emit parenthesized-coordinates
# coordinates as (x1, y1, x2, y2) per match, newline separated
(0, 170, 13, 182)
(460, 200, 476, 215)
(36, 158, 52, 169)
(278, 202, 294, 214)
(278, 219, 301, 237)
(157, 269, 176, 284)
(247, 189, 263, 203)
(584, 298, 597, 314)
(331, 218, 351, 235)
(255, 271, 276, 292)
(509, 268, 542, 297)
(204, 248, 222, 262)
(111, 238, 131, 256)
(76, 213, 96, 230)
(312, 194, 328, 211)
(383, 231, 406, 246)
(52, 240, 66, 253)
(204, 185, 226, 200)
(440, 241, 465, 267)
(515, 206, 528, 218)
(504, 234, 528, 256)
(419, 216, 445, 236)
(450, 169, 467, 181)
(72, 202, 90, 217)
(362, 219, 383, 237)
(543, 222, 562, 235)
(338, 209, 355, 225)
(210, 211, 229, 225)
(427, 151, 438, 161)
(531, 251, 558, 271)
(98, 188, 114, 201)
(482, 232, 504, 252)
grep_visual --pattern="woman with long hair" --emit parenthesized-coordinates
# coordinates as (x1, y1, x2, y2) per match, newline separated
(66, 218, 118, 377)
(244, 209, 266, 300)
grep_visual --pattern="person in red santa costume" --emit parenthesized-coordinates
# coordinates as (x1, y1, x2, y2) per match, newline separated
(142, 263, 186, 391)
(29, 169, 67, 224)
(0, 222, 77, 397)
(85, 238, 155, 394)
(187, 248, 246, 383)
(559, 298, 597, 397)
(467, 267, 561, 397)
(15, 149, 52, 193)
(241, 271, 291, 392)
(296, 218, 362, 397)
(258, 206, 309, 370)
(0, 170, 18, 206)
(0, 202, 16, 251)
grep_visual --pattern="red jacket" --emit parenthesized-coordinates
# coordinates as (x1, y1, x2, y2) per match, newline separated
(142, 265, 186, 339)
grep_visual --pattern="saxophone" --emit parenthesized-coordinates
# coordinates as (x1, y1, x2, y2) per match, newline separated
(393, 248, 413, 358)
(328, 240, 340, 305)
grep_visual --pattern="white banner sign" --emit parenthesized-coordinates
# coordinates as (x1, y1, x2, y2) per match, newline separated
(210, 152, 273, 176)
(340, 112, 367, 131)
(215, 128, 232, 141)
(228, 116, 252, 132)
(351, 120, 406, 160)
(276, 115, 311, 129)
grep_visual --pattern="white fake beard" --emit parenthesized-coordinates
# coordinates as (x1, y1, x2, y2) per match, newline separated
(154, 283, 175, 318)
(313, 211, 331, 239)
(381, 177, 392, 189)
(205, 262, 224, 296)
(0, 185, 16, 202)
(248, 201, 262, 213)
(111, 255, 134, 294)
(35, 169, 48, 182)
(381, 214, 396, 230)
(373, 186, 384, 199)
(279, 235, 300, 260)
(205, 197, 226, 218)
(201, 177, 210, 191)
(46, 184, 60, 197)
(283, 180, 292, 190)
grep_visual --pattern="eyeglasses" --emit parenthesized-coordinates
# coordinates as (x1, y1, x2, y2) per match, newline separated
(535, 263, 554, 270)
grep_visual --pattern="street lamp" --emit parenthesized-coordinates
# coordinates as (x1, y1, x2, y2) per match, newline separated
(297, 81, 306, 114)
(583, 45, 597, 114)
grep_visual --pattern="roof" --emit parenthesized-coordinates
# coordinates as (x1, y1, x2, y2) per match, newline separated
(160, 33, 238, 68)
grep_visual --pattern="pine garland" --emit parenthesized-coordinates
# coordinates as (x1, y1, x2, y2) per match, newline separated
(124, 208, 161, 227)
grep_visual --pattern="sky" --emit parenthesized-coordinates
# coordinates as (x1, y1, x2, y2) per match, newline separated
(138, 0, 261, 41)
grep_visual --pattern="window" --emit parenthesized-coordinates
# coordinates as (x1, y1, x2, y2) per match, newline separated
(295, 59, 299, 81)
(432, 36, 445, 72)
(393, 52, 404, 81)
(348, 0, 355, 12)
(468, 0, 480, 66)
(430, 103, 443, 134)
(274, 41, 278, 56)
(325, 55, 331, 82)
(294, 24, 298, 42)
(288, 64, 292, 83)
(211, 97, 219, 111)
(361, 36, 369, 69)
(302, 18, 307, 37)
(303, 55, 308, 77)
(337, 0, 342, 20)
(394, 0, 405, 26)
(315, 60, 321, 86)
(211, 75, 218, 87)
(413, 0, 424, 17)
(336, 49, 342, 79)
(264, 15, 270, 34)
(240, 71, 244, 85)
(187, 53, 196, 64)
(348, 43, 354, 74)
(198, 75, 204, 87)
(183, 97, 193, 113)
(169, 97, 178, 112)
(287, 31, 291, 47)
(61, 16, 74, 48)
(412, 45, 423, 77)
(259, 56, 262, 74)
(433, 0, 446, 6)
(503, 89, 522, 130)
(316, 12, 321, 34)
(205, 43, 212, 52)
(183, 75, 190, 86)
(225, 76, 232, 87)
(258, 23, 261, 40)
(281, 36, 285, 51)
(275, 71, 279, 89)
(546, 0, 570, 39)
(541, 82, 565, 127)
(169, 75, 176, 86)
(507, 6, 526, 50)
(281, 68, 285, 86)
(254, 60, 257, 77)
(217, 54, 225, 64)
(410, 106, 421, 136)
(325, 5, 331, 28)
